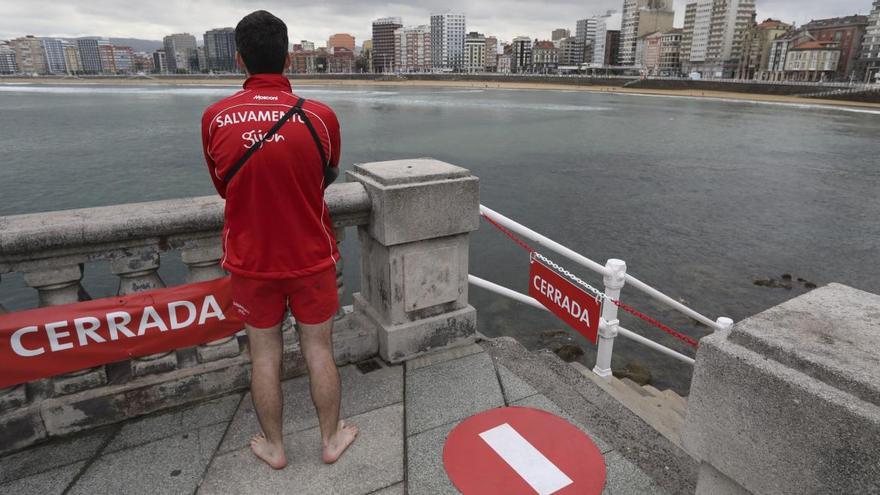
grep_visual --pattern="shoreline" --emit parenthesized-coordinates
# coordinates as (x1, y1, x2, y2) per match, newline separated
(3, 76, 880, 111)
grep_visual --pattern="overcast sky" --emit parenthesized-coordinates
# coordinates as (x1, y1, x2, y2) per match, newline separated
(1, 0, 875, 46)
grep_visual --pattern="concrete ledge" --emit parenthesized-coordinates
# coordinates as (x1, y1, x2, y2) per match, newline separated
(0, 182, 370, 267)
(683, 284, 880, 494)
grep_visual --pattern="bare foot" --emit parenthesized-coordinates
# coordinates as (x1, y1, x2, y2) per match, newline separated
(322, 421, 359, 464)
(250, 433, 288, 470)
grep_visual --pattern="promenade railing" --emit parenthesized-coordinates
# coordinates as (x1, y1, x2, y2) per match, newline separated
(470, 205, 733, 375)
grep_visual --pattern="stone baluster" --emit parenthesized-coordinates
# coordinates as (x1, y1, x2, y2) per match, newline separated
(334, 227, 346, 320)
(181, 241, 241, 363)
(23, 265, 107, 396)
(111, 251, 178, 377)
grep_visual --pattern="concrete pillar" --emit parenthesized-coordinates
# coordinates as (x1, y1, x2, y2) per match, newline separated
(111, 251, 177, 377)
(23, 264, 107, 395)
(333, 227, 346, 321)
(682, 283, 880, 495)
(348, 159, 480, 363)
(181, 242, 241, 364)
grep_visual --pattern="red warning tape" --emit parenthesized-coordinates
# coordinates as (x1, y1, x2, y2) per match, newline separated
(479, 212, 698, 348)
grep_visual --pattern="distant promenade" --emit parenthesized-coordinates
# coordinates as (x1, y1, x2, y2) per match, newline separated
(3, 74, 880, 109)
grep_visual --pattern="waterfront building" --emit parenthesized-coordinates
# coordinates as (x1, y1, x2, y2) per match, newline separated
(858, 0, 880, 82)
(76, 39, 107, 74)
(800, 16, 869, 82)
(61, 41, 81, 75)
(300, 40, 316, 52)
(197, 47, 207, 73)
(576, 18, 595, 63)
(290, 45, 318, 74)
(132, 52, 154, 73)
(497, 53, 512, 73)
(592, 12, 623, 66)
(735, 19, 791, 80)
(532, 40, 559, 74)
(0, 42, 17, 74)
(361, 40, 373, 73)
(464, 32, 486, 73)
(783, 40, 842, 81)
(327, 47, 355, 73)
(511, 36, 532, 73)
(659, 29, 683, 75)
(163, 33, 198, 73)
(641, 32, 664, 73)
(372, 17, 402, 73)
(559, 36, 586, 67)
(619, 0, 675, 66)
(9, 36, 47, 74)
(682, 0, 756, 78)
(431, 13, 466, 72)
(393, 25, 432, 73)
(41, 38, 67, 74)
(152, 49, 168, 73)
(203, 28, 236, 73)
(552, 29, 571, 42)
(328, 33, 356, 52)
(484, 36, 498, 72)
(98, 45, 134, 74)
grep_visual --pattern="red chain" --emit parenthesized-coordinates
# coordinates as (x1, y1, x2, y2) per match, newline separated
(480, 212, 536, 253)
(613, 300, 699, 348)
(480, 211, 699, 349)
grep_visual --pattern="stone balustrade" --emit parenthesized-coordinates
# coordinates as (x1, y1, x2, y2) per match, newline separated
(0, 160, 480, 455)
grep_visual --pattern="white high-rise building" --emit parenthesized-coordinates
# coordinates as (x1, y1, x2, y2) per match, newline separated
(860, 0, 880, 82)
(682, 0, 756, 77)
(592, 12, 623, 66)
(430, 13, 466, 71)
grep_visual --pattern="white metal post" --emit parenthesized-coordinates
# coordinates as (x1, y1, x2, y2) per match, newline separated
(593, 259, 627, 377)
(715, 317, 734, 331)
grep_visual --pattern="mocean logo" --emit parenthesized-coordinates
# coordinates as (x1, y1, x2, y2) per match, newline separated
(253, 95, 279, 101)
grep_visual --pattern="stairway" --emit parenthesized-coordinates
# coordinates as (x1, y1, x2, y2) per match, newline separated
(570, 362, 690, 453)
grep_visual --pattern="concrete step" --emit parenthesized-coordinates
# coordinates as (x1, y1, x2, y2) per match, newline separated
(662, 389, 688, 417)
(571, 364, 689, 453)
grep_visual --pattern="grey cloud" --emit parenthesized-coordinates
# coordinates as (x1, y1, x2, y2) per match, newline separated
(0, 0, 874, 46)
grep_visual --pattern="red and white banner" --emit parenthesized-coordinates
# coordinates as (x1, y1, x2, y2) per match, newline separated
(0, 277, 243, 389)
(529, 258, 602, 345)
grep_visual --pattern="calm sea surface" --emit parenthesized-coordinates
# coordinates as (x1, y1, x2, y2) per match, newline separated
(1, 83, 879, 392)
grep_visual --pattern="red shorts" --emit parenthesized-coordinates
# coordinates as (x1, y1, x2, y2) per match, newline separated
(230, 267, 339, 328)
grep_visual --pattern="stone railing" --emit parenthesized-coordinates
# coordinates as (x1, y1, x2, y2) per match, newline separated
(0, 158, 480, 454)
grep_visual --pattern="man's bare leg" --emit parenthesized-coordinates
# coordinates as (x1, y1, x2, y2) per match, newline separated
(246, 323, 288, 469)
(298, 316, 359, 464)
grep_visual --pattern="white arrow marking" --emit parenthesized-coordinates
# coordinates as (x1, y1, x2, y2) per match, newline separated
(479, 423, 574, 495)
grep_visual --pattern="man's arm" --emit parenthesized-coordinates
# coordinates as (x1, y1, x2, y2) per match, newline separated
(201, 110, 227, 199)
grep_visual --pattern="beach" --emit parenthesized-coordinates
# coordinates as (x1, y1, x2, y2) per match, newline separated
(3, 75, 880, 110)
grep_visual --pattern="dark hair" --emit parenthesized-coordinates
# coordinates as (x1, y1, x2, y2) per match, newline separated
(235, 10, 289, 74)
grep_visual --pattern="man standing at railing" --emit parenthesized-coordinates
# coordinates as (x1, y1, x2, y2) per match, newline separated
(200, 10, 357, 470)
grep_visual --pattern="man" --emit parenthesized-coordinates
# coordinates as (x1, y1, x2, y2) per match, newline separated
(200, 10, 357, 469)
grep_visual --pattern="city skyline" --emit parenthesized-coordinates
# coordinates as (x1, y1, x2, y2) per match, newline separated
(0, 0, 875, 46)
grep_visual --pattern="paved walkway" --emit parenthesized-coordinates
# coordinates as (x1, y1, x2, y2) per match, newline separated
(0, 338, 697, 494)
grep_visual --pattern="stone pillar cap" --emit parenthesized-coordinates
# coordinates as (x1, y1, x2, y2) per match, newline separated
(352, 158, 473, 186)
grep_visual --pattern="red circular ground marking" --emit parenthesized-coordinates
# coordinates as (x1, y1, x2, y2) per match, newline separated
(443, 407, 606, 495)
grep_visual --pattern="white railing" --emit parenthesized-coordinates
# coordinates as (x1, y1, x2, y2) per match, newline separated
(471, 204, 734, 374)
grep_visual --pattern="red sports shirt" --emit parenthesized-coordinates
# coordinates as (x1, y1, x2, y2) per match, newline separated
(201, 74, 341, 279)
